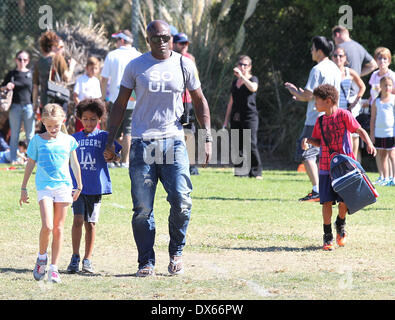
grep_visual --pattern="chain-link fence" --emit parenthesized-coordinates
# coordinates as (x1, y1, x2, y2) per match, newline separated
(0, 1, 45, 77)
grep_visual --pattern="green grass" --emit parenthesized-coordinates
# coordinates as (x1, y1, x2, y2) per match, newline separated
(0, 165, 394, 300)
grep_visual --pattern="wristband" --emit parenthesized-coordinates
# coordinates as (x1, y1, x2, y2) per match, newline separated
(21, 188, 27, 191)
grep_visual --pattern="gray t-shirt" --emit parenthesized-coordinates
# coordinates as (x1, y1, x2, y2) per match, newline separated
(339, 40, 374, 95)
(121, 51, 201, 139)
(304, 59, 341, 126)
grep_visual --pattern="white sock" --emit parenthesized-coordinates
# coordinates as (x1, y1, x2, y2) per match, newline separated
(49, 264, 58, 271)
(312, 185, 319, 193)
(38, 252, 47, 261)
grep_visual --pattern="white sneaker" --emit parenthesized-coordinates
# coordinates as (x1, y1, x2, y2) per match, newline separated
(373, 177, 384, 185)
(48, 267, 61, 283)
(108, 162, 115, 168)
(120, 162, 129, 168)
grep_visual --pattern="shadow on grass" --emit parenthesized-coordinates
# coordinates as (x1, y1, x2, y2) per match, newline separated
(114, 272, 172, 278)
(222, 246, 322, 252)
(0, 267, 31, 274)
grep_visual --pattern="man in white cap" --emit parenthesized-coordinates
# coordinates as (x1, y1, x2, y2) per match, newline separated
(101, 29, 141, 168)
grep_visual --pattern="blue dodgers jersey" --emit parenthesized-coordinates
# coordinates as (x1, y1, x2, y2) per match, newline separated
(70, 129, 122, 195)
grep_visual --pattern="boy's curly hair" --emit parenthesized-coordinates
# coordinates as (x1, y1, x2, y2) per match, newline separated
(313, 84, 339, 104)
(76, 98, 106, 119)
(39, 31, 59, 54)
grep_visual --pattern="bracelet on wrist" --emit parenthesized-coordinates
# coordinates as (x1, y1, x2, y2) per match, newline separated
(21, 188, 27, 191)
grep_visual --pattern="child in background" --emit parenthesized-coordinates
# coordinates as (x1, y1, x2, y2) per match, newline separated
(67, 99, 121, 274)
(0, 141, 27, 164)
(365, 47, 395, 184)
(302, 84, 376, 251)
(73, 57, 102, 132)
(370, 76, 395, 186)
(19, 103, 82, 283)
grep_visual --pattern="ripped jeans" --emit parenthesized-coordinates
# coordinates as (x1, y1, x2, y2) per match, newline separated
(129, 137, 192, 268)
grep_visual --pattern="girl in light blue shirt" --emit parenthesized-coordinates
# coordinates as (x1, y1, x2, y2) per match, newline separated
(19, 103, 82, 284)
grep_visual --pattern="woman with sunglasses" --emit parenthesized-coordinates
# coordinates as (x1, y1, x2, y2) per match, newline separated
(223, 55, 262, 179)
(1, 50, 34, 164)
(332, 46, 366, 160)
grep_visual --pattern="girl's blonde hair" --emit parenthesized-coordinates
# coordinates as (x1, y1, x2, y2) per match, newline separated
(374, 47, 392, 63)
(41, 103, 68, 134)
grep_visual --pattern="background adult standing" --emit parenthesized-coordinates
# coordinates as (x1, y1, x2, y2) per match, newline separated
(285, 36, 341, 202)
(103, 20, 212, 277)
(1, 50, 34, 164)
(101, 29, 141, 168)
(32, 31, 76, 117)
(223, 55, 262, 179)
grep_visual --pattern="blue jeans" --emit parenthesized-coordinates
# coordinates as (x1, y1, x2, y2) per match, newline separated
(9, 103, 35, 161)
(129, 138, 192, 269)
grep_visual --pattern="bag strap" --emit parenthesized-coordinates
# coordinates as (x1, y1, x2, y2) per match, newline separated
(180, 56, 187, 114)
(318, 115, 335, 155)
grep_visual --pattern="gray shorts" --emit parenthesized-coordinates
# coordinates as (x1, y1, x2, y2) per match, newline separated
(294, 125, 320, 162)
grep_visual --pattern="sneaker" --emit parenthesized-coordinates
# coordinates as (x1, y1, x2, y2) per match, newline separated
(323, 233, 334, 251)
(33, 257, 47, 281)
(299, 190, 320, 202)
(373, 177, 384, 185)
(335, 223, 347, 247)
(108, 162, 115, 168)
(48, 267, 61, 283)
(382, 179, 395, 186)
(168, 255, 184, 275)
(82, 259, 94, 273)
(189, 165, 199, 175)
(67, 254, 80, 274)
(120, 162, 129, 168)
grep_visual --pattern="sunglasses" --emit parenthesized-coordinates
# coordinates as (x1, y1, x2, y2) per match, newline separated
(333, 54, 345, 58)
(17, 58, 29, 62)
(238, 62, 249, 67)
(150, 35, 171, 44)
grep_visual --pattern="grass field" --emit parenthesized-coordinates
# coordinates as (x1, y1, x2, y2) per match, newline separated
(0, 165, 394, 300)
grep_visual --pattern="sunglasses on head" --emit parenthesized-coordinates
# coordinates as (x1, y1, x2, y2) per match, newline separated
(150, 35, 171, 44)
(333, 54, 344, 58)
(238, 62, 249, 67)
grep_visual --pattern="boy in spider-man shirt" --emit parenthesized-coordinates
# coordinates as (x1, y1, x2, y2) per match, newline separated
(301, 84, 376, 251)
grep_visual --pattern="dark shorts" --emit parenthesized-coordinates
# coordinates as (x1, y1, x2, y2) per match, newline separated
(374, 137, 395, 150)
(294, 125, 320, 162)
(72, 194, 102, 223)
(319, 174, 344, 205)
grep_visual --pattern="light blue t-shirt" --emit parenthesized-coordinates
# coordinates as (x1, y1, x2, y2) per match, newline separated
(121, 51, 201, 139)
(304, 59, 341, 126)
(27, 132, 78, 191)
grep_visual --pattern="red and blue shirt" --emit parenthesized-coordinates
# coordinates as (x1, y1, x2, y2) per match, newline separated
(312, 108, 360, 174)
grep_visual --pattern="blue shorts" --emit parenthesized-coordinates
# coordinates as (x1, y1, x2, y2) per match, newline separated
(72, 194, 102, 223)
(319, 174, 344, 205)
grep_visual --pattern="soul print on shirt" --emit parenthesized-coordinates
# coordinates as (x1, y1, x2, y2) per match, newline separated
(148, 70, 173, 93)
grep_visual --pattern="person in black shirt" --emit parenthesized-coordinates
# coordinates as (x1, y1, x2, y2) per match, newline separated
(1, 50, 34, 164)
(223, 55, 262, 179)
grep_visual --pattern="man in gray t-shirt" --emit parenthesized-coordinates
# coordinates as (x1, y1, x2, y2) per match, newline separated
(104, 20, 212, 278)
(332, 26, 378, 95)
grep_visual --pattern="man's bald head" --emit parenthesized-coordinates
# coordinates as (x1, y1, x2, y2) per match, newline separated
(147, 20, 170, 36)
